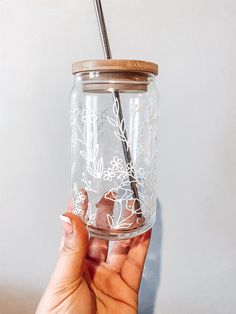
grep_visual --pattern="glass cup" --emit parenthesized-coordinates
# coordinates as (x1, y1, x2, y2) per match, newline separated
(70, 59, 159, 240)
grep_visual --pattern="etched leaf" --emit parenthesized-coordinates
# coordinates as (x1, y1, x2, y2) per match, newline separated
(119, 188, 134, 201)
(78, 138, 86, 145)
(91, 144, 99, 161)
(78, 126, 85, 139)
(80, 150, 87, 160)
(87, 167, 98, 178)
(114, 131, 126, 142)
(107, 214, 115, 228)
(113, 98, 119, 117)
(105, 189, 117, 201)
(120, 119, 125, 133)
(117, 222, 132, 229)
(97, 158, 104, 176)
(107, 116, 117, 126)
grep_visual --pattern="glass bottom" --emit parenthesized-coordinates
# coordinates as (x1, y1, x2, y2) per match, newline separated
(87, 216, 156, 241)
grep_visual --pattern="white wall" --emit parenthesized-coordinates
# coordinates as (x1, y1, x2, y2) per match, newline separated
(0, 1, 236, 313)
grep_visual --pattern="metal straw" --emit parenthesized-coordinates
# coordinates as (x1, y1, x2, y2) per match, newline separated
(93, 0, 142, 218)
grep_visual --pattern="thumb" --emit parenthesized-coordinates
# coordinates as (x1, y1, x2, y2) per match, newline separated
(50, 212, 89, 287)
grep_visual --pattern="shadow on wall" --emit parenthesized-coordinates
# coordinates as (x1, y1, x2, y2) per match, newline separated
(0, 285, 40, 314)
(139, 199, 162, 314)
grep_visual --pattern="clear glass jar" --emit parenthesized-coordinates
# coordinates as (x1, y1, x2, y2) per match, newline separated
(70, 60, 159, 240)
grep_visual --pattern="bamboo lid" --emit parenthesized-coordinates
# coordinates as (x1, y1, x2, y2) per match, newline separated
(72, 59, 158, 76)
(72, 59, 158, 93)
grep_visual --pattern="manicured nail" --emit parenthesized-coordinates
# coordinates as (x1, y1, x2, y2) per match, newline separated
(60, 215, 73, 234)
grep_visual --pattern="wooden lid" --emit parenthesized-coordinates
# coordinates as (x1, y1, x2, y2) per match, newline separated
(72, 59, 158, 76)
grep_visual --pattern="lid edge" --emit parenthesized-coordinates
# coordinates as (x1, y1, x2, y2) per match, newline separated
(72, 59, 158, 76)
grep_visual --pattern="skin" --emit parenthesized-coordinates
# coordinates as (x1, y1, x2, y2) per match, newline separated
(36, 199, 152, 314)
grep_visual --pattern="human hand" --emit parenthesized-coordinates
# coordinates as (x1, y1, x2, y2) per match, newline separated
(36, 197, 151, 314)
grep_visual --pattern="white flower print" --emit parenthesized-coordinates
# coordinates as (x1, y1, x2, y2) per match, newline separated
(73, 205, 84, 217)
(103, 168, 116, 181)
(126, 161, 136, 177)
(70, 97, 158, 231)
(111, 156, 123, 171)
(106, 98, 130, 151)
(77, 191, 86, 203)
(72, 183, 86, 217)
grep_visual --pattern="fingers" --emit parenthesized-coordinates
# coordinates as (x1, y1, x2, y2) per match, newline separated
(120, 229, 152, 292)
(87, 238, 108, 264)
(106, 239, 132, 272)
(86, 260, 137, 309)
(50, 213, 89, 287)
(105, 199, 133, 270)
(59, 193, 88, 251)
(87, 192, 116, 263)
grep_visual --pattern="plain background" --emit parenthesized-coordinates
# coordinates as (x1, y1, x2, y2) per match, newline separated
(0, 0, 236, 313)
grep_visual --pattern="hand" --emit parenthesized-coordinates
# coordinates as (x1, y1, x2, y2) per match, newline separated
(36, 199, 151, 314)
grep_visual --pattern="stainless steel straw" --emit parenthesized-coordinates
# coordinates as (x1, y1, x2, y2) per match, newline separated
(93, 0, 142, 218)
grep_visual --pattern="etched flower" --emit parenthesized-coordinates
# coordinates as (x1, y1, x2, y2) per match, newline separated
(105, 186, 133, 202)
(72, 183, 86, 217)
(115, 163, 135, 181)
(111, 156, 123, 171)
(103, 168, 116, 181)
(77, 191, 86, 203)
(82, 109, 98, 123)
(72, 182, 79, 194)
(73, 205, 84, 217)
(126, 161, 136, 176)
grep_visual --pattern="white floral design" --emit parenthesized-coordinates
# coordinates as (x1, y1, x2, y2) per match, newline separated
(85, 203, 96, 225)
(71, 96, 158, 231)
(70, 103, 80, 148)
(106, 213, 133, 230)
(110, 156, 123, 171)
(103, 168, 116, 181)
(72, 183, 85, 217)
(71, 103, 103, 185)
(107, 98, 129, 151)
(103, 160, 146, 230)
(105, 185, 133, 203)
(81, 172, 97, 193)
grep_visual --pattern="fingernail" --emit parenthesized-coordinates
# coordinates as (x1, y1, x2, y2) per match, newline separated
(60, 215, 73, 234)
